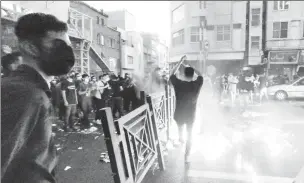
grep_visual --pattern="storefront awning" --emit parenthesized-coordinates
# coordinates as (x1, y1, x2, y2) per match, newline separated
(268, 50, 300, 64)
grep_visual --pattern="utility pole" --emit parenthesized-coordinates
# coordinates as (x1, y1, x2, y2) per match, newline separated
(199, 16, 206, 74)
(199, 16, 204, 73)
(244, 0, 250, 67)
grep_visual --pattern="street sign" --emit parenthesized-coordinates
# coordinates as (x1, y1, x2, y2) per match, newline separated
(204, 40, 209, 50)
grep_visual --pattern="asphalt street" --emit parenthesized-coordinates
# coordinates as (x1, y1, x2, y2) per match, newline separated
(144, 100, 304, 183)
(52, 100, 304, 183)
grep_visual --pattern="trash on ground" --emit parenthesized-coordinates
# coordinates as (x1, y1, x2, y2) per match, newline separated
(95, 136, 99, 139)
(64, 166, 71, 171)
(100, 152, 110, 163)
(52, 124, 57, 127)
(57, 147, 62, 151)
(55, 144, 60, 147)
(78, 147, 83, 150)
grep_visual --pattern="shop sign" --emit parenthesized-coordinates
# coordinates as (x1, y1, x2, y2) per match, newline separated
(269, 50, 299, 64)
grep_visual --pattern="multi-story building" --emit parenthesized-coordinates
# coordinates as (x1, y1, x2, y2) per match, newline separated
(1, 1, 111, 75)
(265, 1, 304, 80)
(106, 9, 136, 31)
(170, 1, 247, 75)
(118, 29, 144, 78)
(70, 1, 120, 75)
(247, 1, 265, 66)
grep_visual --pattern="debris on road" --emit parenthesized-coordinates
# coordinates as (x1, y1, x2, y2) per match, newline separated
(100, 152, 110, 163)
(64, 166, 71, 171)
(78, 147, 83, 150)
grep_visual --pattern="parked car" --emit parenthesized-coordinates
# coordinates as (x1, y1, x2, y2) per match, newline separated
(267, 77, 304, 100)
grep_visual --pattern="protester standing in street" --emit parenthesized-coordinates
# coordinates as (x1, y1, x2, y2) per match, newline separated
(169, 55, 204, 163)
(122, 73, 138, 113)
(109, 74, 125, 119)
(1, 13, 75, 183)
(61, 72, 78, 132)
(259, 73, 269, 104)
(228, 73, 239, 106)
(78, 74, 92, 130)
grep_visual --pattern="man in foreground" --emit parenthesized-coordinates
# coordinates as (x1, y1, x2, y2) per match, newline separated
(1, 13, 75, 182)
(169, 55, 204, 163)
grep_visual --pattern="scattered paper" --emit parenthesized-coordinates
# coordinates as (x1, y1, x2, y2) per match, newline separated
(57, 147, 62, 151)
(95, 136, 99, 139)
(78, 147, 83, 150)
(64, 166, 71, 171)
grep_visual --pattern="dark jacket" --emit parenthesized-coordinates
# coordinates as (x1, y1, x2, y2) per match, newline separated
(1, 65, 58, 183)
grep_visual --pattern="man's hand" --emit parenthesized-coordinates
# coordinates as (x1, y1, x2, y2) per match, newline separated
(64, 101, 69, 106)
(170, 55, 187, 76)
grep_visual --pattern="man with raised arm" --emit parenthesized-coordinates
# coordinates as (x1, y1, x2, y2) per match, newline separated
(169, 55, 204, 163)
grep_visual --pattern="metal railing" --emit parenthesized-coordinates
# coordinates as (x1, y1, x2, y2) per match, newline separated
(100, 86, 176, 183)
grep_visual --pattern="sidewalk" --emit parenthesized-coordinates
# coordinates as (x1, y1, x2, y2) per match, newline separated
(52, 117, 114, 183)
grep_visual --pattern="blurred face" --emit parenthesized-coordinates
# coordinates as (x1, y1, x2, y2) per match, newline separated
(83, 76, 89, 83)
(76, 74, 81, 80)
(30, 31, 75, 76)
(103, 75, 110, 82)
(9, 56, 23, 71)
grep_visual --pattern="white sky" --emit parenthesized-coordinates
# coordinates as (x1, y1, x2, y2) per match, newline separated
(86, 1, 171, 44)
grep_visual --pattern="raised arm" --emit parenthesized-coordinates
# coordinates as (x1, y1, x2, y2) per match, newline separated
(170, 55, 187, 76)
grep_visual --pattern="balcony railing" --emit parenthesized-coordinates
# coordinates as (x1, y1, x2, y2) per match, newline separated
(68, 7, 92, 42)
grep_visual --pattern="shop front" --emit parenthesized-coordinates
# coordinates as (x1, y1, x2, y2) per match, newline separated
(267, 50, 301, 82)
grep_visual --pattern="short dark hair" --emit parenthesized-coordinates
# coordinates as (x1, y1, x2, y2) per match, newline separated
(82, 74, 89, 79)
(1, 52, 22, 69)
(184, 67, 195, 78)
(15, 13, 68, 41)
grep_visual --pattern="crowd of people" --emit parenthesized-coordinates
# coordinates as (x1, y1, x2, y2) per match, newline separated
(50, 71, 139, 132)
(208, 69, 269, 108)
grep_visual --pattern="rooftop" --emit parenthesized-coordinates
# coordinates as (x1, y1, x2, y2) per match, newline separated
(74, 1, 108, 17)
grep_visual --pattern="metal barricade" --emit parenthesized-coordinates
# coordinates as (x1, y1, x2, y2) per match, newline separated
(100, 104, 165, 183)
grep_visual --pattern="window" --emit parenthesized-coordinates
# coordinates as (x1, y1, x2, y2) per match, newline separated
(251, 36, 260, 50)
(216, 25, 231, 41)
(97, 33, 100, 44)
(101, 35, 104, 45)
(106, 38, 111, 47)
(172, 29, 184, 46)
(190, 27, 203, 42)
(251, 8, 261, 26)
(110, 39, 115, 48)
(273, 1, 290, 10)
(97, 34, 104, 45)
(273, 22, 288, 38)
(127, 56, 133, 64)
(97, 16, 100, 24)
(172, 4, 185, 24)
(101, 18, 104, 26)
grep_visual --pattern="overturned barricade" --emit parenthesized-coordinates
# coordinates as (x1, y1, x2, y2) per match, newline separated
(100, 86, 175, 183)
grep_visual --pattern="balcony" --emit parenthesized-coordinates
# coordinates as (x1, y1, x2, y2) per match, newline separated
(68, 8, 92, 41)
(266, 39, 304, 50)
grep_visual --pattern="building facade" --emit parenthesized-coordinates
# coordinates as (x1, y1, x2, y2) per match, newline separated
(265, 1, 304, 80)
(170, 1, 247, 75)
(106, 10, 136, 31)
(70, 1, 121, 75)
